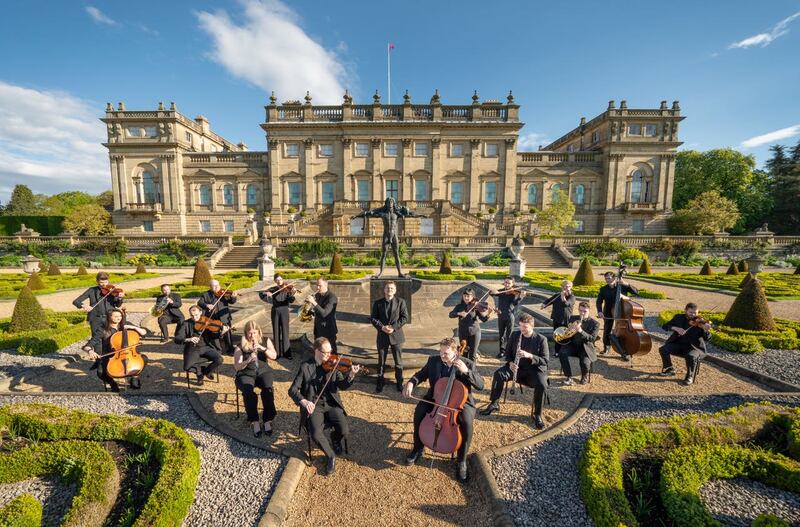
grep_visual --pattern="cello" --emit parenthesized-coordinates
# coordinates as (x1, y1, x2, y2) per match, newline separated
(609, 263, 652, 357)
(105, 314, 146, 379)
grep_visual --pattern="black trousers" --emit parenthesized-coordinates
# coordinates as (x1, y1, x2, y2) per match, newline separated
(602, 316, 627, 357)
(459, 331, 480, 362)
(559, 344, 592, 378)
(158, 312, 185, 339)
(498, 316, 515, 357)
(303, 403, 347, 459)
(412, 400, 475, 463)
(489, 365, 548, 416)
(377, 343, 403, 384)
(95, 355, 146, 391)
(87, 317, 105, 351)
(236, 368, 277, 423)
(183, 345, 223, 376)
(659, 342, 705, 376)
(271, 307, 291, 356)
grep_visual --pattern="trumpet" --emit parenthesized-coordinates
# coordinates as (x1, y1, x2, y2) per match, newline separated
(299, 296, 315, 322)
(150, 296, 169, 318)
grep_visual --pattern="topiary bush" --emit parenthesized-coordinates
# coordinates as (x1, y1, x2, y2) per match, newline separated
(752, 513, 791, 527)
(47, 262, 61, 276)
(723, 278, 777, 332)
(739, 272, 754, 289)
(739, 259, 749, 272)
(191, 257, 213, 286)
(76, 263, 88, 276)
(573, 258, 595, 286)
(329, 252, 343, 275)
(26, 271, 45, 291)
(439, 251, 452, 274)
(0, 493, 42, 527)
(135, 262, 147, 274)
(9, 286, 49, 333)
(637, 257, 652, 274)
(726, 261, 739, 275)
(699, 261, 713, 275)
(795, 264, 800, 275)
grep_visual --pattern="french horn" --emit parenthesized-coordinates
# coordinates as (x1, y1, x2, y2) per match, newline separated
(553, 326, 577, 343)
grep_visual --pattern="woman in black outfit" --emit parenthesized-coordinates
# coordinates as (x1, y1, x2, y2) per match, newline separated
(88, 308, 146, 392)
(449, 288, 491, 362)
(234, 321, 278, 437)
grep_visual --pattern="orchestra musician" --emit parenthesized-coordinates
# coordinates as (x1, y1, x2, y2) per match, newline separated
(73, 271, 124, 354)
(155, 284, 184, 342)
(307, 277, 339, 353)
(402, 337, 484, 483)
(198, 280, 238, 354)
(596, 271, 639, 361)
(449, 288, 490, 362)
(233, 321, 278, 437)
(480, 313, 548, 430)
(490, 277, 527, 359)
(86, 308, 146, 392)
(259, 273, 295, 360)
(659, 302, 711, 386)
(175, 305, 226, 386)
(540, 280, 575, 357)
(557, 301, 600, 385)
(370, 281, 409, 393)
(289, 337, 360, 476)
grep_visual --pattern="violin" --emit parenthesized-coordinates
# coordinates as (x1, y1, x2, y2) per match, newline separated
(468, 299, 500, 315)
(193, 315, 226, 334)
(688, 316, 713, 329)
(214, 289, 234, 299)
(418, 347, 469, 455)
(106, 327, 145, 379)
(101, 284, 124, 297)
(322, 353, 369, 375)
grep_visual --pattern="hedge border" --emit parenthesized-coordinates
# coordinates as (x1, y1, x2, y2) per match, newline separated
(629, 272, 800, 300)
(0, 311, 91, 356)
(0, 493, 42, 527)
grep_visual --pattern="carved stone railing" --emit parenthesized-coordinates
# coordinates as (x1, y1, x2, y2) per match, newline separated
(622, 202, 658, 212)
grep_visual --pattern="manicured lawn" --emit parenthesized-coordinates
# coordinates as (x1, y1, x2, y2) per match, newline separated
(0, 272, 160, 299)
(631, 272, 800, 299)
(525, 271, 667, 299)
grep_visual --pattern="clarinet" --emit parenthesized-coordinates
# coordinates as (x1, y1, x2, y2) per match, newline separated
(510, 331, 523, 395)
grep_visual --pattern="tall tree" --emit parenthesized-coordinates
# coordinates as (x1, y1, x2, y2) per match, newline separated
(41, 191, 96, 216)
(536, 190, 577, 235)
(669, 190, 740, 235)
(63, 204, 114, 235)
(768, 141, 800, 233)
(95, 190, 114, 211)
(5, 185, 37, 215)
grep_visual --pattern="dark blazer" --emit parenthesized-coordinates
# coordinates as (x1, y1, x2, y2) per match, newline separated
(565, 315, 600, 362)
(259, 286, 295, 309)
(662, 314, 709, 352)
(155, 293, 183, 318)
(542, 292, 576, 327)
(449, 302, 490, 336)
(312, 291, 338, 338)
(596, 283, 639, 316)
(198, 290, 237, 324)
(489, 289, 523, 319)
(408, 355, 484, 410)
(505, 330, 550, 374)
(371, 296, 409, 347)
(73, 286, 124, 323)
(288, 358, 354, 413)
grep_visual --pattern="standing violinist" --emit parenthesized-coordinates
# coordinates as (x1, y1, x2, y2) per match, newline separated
(289, 337, 360, 476)
(558, 301, 599, 385)
(540, 280, 575, 357)
(73, 271, 124, 354)
(596, 271, 638, 361)
(198, 279, 238, 354)
(86, 308, 146, 392)
(156, 284, 184, 342)
(259, 274, 295, 360)
(175, 305, 225, 386)
(659, 302, 710, 386)
(371, 281, 409, 393)
(480, 313, 548, 430)
(490, 277, 527, 359)
(402, 336, 484, 483)
(449, 288, 491, 363)
(234, 321, 278, 437)
(307, 277, 338, 353)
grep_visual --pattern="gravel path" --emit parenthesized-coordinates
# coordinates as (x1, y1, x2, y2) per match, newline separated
(700, 478, 800, 527)
(0, 394, 287, 527)
(490, 395, 800, 527)
(0, 476, 76, 527)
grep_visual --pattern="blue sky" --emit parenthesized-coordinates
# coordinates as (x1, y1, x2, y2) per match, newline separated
(0, 0, 799, 203)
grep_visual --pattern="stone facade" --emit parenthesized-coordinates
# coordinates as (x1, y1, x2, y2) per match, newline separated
(102, 93, 683, 237)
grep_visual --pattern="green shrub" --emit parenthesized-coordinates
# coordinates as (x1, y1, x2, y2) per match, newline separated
(726, 261, 739, 275)
(739, 259, 750, 272)
(638, 258, 652, 274)
(528, 271, 665, 299)
(191, 257, 213, 286)
(329, 253, 343, 275)
(412, 270, 477, 281)
(795, 264, 800, 275)
(128, 253, 158, 266)
(575, 240, 626, 258)
(135, 262, 147, 274)
(0, 493, 42, 527)
(26, 271, 45, 291)
(439, 251, 452, 274)
(47, 262, 61, 276)
(671, 240, 702, 259)
(641, 239, 673, 253)
(9, 286, 49, 333)
(617, 248, 647, 263)
(285, 239, 340, 259)
(724, 278, 776, 331)
(700, 261, 713, 275)
(752, 514, 791, 527)
(573, 259, 595, 286)
(484, 251, 510, 267)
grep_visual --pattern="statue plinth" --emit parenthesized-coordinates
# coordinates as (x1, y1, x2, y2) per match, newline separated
(370, 277, 414, 322)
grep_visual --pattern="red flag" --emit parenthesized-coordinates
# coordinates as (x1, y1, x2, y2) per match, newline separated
(389, 43, 395, 50)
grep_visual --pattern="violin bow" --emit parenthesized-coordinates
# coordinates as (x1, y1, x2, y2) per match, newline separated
(86, 286, 118, 313)
(463, 290, 493, 316)
(406, 394, 461, 412)
(309, 354, 344, 414)
(196, 282, 234, 333)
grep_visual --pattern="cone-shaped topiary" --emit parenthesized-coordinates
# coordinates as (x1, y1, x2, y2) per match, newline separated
(726, 261, 739, 275)
(699, 261, 713, 275)
(723, 277, 776, 331)
(26, 271, 45, 291)
(47, 262, 61, 276)
(794, 264, 800, 275)
(191, 257, 213, 286)
(738, 259, 749, 272)
(573, 258, 595, 286)
(439, 252, 452, 274)
(76, 264, 88, 276)
(135, 262, 147, 274)
(637, 257, 652, 275)
(38, 262, 49, 274)
(9, 286, 50, 333)
(329, 253, 343, 275)
(739, 272, 753, 289)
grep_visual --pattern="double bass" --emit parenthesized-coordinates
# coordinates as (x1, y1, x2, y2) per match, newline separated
(609, 263, 651, 357)
(418, 341, 469, 455)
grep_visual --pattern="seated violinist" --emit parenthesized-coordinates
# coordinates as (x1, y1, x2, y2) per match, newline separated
(175, 305, 226, 386)
(86, 308, 146, 392)
(402, 336, 484, 483)
(198, 280, 238, 354)
(659, 302, 710, 386)
(289, 337, 360, 476)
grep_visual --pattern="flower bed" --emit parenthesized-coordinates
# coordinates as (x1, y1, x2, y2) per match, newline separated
(525, 271, 667, 299)
(630, 272, 800, 299)
(0, 311, 90, 355)
(0, 272, 159, 299)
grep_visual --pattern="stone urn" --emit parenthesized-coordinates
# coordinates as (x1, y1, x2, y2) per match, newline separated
(509, 236, 525, 262)
(22, 254, 41, 273)
(746, 255, 765, 275)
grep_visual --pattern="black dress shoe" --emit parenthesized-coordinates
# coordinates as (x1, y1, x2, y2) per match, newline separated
(160, 337, 169, 343)
(129, 377, 141, 390)
(284, 352, 293, 360)
(252, 426, 262, 438)
(333, 440, 344, 456)
(376, 377, 385, 393)
(533, 415, 546, 430)
(621, 354, 631, 362)
(660, 367, 676, 377)
(682, 376, 695, 386)
(456, 461, 468, 483)
(396, 380, 403, 392)
(195, 373, 204, 386)
(405, 448, 422, 465)
(579, 375, 589, 385)
(495, 351, 505, 359)
(205, 372, 215, 380)
(480, 402, 500, 416)
(325, 456, 336, 475)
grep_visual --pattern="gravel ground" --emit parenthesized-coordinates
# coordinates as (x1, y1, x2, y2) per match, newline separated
(0, 476, 76, 527)
(0, 394, 287, 527)
(700, 478, 800, 526)
(491, 394, 800, 527)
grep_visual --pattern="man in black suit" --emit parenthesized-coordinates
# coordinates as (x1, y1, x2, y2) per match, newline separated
(73, 271, 124, 353)
(449, 288, 490, 362)
(540, 279, 575, 357)
(307, 277, 338, 353)
(175, 305, 225, 386)
(260, 273, 296, 359)
(155, 284, 184, 342)
(289, 337, 360, 475)
(371, 281, 409, 393)
(402, 336, 484, 483)
(490, 277, 527, 359)
(659, 302, 711, 386)
(198, 279, 238, 354)
(596, 271, 638, 360)
(480, 312, 549, 430)
(558, 301, 599, 385)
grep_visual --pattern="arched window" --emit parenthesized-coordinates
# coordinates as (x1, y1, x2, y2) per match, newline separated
(631, 171, 643, 203)
(527, 185, 538, 205)
(142, 171, 157, 203)
(574, 184, 585, 205)
(199, 184, 211, 206)
(551, 184, 562, 203)
(246, 184, 258, 206)
(223, 184, 235, 205)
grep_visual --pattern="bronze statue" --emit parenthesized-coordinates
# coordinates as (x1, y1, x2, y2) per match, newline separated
(352, 197, 423, 278)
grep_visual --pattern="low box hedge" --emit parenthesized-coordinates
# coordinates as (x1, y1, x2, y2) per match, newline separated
(0, 311, 90, 355)
(630, 271, 800, 299)
(0, 494, 42, 527)
(525, 271, 667, 299)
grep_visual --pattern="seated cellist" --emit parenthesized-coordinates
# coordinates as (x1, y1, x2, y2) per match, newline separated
(88, 308, 146, 392)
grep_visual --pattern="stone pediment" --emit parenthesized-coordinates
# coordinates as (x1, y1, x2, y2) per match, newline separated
(280, 171, 302, 180)
(188, 168, 216, 177)
(520, 168, 553, 179)
(568, 167, 602, 178)
(239, 169, 264, 179)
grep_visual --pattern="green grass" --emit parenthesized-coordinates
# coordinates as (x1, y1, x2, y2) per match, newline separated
(125, 270, 257, 299)
(0, 272, 160, 299)
(525, 271, 667, 299)
(630, 272, 800, 299)
(0, 310, 90, 355)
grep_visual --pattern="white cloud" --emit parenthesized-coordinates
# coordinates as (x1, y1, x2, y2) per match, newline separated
(729, 11, 800, 49)
(196, 0, 351, 104)
(85, 6, 118, 26)
(518, 132, 550, 151)
(740, 124, 800, 148)
(0, 81, 108, 203)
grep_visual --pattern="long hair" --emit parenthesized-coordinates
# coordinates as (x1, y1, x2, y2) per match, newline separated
(240, 320, 262, 352)
(103, 308, 126, 338)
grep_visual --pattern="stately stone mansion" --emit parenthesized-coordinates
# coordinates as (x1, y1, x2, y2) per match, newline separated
(103, 91, 683, 237)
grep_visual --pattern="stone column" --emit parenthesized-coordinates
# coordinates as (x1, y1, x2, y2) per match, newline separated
(502, 137, 516, 214)
(268, 139, 280, 213)
(303, 138, 315, 208)
(341, 137, 351, 201)
(401, 138, 412, 201)
(110, 155, 122, 210)
(371, 139, 382, 201)
(431, 137, 441, 199)
(468, 139, 481, 212)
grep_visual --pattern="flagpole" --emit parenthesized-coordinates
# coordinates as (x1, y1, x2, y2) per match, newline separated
(387, 42, 391, 105)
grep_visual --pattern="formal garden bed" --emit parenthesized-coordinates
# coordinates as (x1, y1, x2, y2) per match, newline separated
(0, 271, 160, 299)
(630, 272, 800, 299)
(0, 311, 89, 356)
(491, 395, 800, 527)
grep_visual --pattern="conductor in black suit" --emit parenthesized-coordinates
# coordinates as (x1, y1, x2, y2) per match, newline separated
(155, 284, 184, 342)
(371, 281, 409, 393)
(558, 301, 599, 385)
(307, 277, 338, 353)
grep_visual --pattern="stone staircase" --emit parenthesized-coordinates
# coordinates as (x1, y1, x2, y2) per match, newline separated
(521, 247, 570, 268)
(214, 246, 261, 269)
